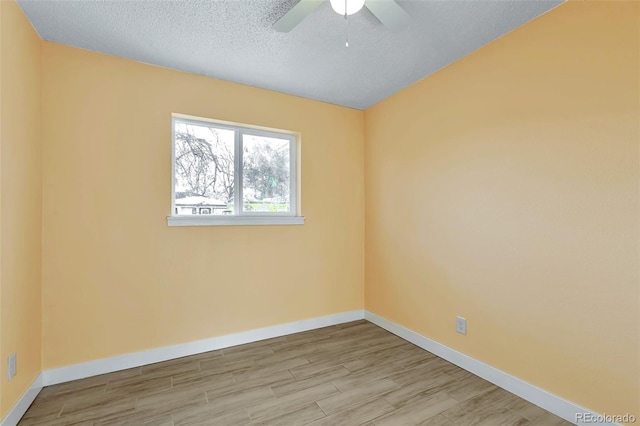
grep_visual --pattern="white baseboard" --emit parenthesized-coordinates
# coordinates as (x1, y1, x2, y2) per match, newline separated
(365, 310, 619, 426)
(43, 309, 365, 386)
(0, 373, 43, 426)
(16, 310, 615, 426)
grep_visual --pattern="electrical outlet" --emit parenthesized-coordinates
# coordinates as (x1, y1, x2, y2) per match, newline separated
(456, 316, 467, 335)
(8, 353, 16, 380)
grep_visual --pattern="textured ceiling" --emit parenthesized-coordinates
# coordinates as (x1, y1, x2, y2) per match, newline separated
(18, 0, 561, 110)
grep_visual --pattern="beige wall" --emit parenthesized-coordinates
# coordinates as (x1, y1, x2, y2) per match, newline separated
(0, 0, 43, 418)
(41, 42, 365, 369)
(365, 1, 639, 420)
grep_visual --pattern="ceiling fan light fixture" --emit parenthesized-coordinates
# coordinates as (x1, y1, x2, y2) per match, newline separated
(329, 0, 365, 16)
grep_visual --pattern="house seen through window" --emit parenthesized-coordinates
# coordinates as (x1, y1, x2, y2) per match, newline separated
(171, 115, 299, 225)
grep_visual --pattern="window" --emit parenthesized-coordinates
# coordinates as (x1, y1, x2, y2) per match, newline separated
(168, 114, 303, 226)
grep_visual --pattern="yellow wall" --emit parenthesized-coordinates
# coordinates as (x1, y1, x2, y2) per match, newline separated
(0, 0, 43, 418)
(0, 0, 3, 412)
(41, 42, 365, 369)
(365, 1, 639, 420)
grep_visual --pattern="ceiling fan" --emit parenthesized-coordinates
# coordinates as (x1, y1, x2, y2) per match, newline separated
(273, 0, 410, 33)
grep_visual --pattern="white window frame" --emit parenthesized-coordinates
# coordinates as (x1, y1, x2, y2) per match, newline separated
(168, 113, 304, 227)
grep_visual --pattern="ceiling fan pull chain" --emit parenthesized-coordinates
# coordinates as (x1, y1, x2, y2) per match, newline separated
(344, 0, 349, 47)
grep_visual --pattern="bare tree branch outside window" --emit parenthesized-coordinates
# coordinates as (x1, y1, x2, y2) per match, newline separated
(174, 121, 291, 215)
(174, 124, 235, 203)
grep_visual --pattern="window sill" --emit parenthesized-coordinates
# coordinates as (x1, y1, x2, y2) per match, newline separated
(167, 215, 305, 227)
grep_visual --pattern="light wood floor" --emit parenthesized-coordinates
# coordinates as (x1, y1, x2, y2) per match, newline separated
(19, 321, 572, 426)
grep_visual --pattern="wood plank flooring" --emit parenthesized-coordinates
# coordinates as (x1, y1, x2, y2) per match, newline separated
(19, 321, 572, 425)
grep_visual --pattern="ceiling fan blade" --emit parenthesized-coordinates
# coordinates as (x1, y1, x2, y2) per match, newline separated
(273, 0, 324, 32)
(364, 0, 409, 31)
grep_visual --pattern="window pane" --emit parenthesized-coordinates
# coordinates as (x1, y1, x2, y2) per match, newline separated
(174, 121, 235, 215)
(242, 134, 290, 213)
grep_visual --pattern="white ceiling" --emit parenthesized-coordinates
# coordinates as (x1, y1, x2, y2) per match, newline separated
(18, 0, 561, 110)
